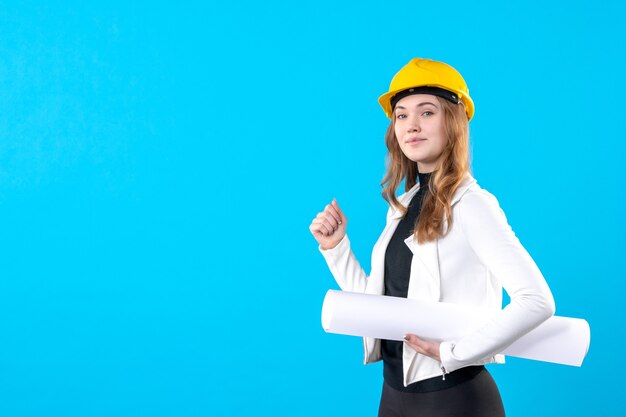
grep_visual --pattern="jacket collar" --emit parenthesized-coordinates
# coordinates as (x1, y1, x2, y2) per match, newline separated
(389, 172, 477, 220)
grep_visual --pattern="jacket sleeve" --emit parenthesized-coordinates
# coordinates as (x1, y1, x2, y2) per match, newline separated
(439, 189, 556, 373)
(318, 233, 368, 293)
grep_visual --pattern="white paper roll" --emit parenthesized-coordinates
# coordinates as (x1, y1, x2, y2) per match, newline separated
(321, 290, 590, 367)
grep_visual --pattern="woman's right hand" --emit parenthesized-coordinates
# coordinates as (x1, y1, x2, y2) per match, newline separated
(309, 198, 348, 250)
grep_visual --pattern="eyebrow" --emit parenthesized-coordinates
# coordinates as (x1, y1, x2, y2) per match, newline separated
(395, 102, 439, 110)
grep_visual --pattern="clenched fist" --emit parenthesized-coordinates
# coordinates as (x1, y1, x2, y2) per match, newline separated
(309, 198, 348, 250)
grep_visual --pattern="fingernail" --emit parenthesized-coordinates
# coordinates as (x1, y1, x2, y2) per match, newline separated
(403, 334, 409, 341)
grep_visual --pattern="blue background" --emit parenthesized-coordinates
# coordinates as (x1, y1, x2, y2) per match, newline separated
(0, 1, 624, 416)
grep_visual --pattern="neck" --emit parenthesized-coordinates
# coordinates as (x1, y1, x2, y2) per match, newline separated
(417, 170, 432, 186)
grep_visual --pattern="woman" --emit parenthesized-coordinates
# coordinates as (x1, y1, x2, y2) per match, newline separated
(309, 58, 555, 417)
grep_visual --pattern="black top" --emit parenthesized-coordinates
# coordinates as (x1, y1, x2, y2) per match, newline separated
(383, 171, 432, 301)
(381, 170, 484, 393)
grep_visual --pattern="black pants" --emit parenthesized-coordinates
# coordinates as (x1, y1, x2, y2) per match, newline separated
(378, 367, 505, 417)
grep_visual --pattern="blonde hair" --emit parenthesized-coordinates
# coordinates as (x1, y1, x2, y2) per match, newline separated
(380, 97, 472, 243)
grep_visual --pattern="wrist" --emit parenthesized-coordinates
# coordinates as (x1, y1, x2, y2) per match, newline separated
(320, 242, 337, 251)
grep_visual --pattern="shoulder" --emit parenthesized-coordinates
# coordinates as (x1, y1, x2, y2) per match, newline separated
(455, 181, 510, 230)
(457, 182, 503, 211)
(449, 173, 499, 209)
(459, 181, 496, 202)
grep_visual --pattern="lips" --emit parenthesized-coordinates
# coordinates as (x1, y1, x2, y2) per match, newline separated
(406, 138, 426, 143)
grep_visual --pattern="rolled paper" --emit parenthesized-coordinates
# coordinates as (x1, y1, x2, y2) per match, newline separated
(321, 290, 590, 367)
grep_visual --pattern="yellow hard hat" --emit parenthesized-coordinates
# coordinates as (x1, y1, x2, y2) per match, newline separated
(378, 58, 474, 121)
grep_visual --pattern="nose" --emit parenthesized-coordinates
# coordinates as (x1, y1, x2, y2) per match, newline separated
(407, 113, 421, 132)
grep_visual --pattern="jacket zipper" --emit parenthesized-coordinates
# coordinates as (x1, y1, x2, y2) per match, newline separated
(440, 364, 447, 380)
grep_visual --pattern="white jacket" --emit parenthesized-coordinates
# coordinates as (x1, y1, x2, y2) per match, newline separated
(318, 173, 556, 386)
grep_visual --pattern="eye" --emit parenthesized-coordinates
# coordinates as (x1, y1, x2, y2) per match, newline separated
(395, 113, 406, 120)
(422, 111, 434, 116)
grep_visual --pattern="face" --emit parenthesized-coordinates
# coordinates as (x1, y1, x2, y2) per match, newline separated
(393, 94, 447, 173)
